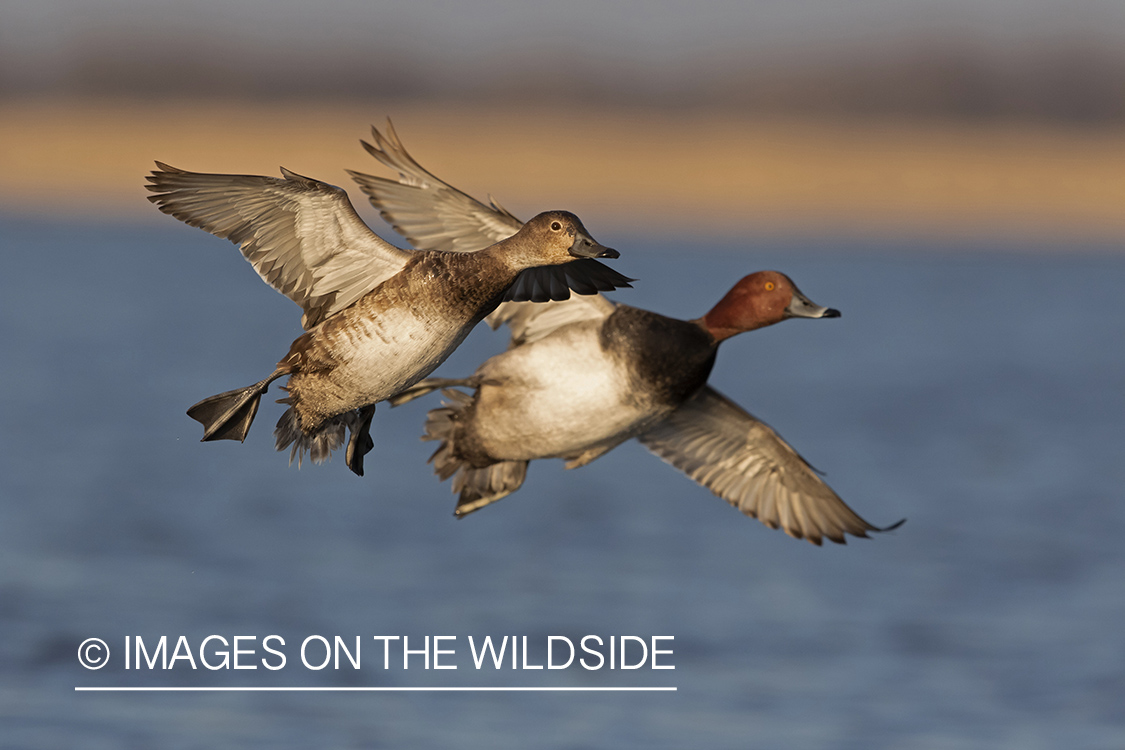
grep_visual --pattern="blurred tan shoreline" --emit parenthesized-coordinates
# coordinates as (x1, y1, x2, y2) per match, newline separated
(2, 97, 1124, 245)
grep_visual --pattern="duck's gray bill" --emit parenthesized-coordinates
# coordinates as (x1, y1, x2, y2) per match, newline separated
(569, 233, 618, 259)
(786, 291, 840, 319)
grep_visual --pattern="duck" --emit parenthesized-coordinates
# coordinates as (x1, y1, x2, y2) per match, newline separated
(145, 151, 629, 476)
(355, 120, 902, 544)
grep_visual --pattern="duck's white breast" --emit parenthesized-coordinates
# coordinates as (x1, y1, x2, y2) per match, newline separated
(325, 306, 475, 408)
(473, 321, 661, 461)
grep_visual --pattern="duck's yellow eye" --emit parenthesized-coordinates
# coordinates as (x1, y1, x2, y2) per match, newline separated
(550, 221, 562, 231)
(765, 281, 775, 291)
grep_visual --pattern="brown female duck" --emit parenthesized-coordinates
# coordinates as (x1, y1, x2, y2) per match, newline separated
(146, 156, 627, 475)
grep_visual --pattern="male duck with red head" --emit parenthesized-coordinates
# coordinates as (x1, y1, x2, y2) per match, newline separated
(362, 120, 901, 544)
(393, 271, 894, 545)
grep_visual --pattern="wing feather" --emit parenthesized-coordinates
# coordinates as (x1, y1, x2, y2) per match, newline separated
(347, 120, 632, 337)
(638, 386, 903, 545)
(146, 162, 413, 329)
(347, 120, 522, 253)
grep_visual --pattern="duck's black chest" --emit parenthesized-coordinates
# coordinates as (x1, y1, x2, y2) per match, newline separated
(599, 306, 716, 407)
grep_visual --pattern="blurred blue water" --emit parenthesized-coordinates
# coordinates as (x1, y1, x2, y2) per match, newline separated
(1, 216, 1123, 749)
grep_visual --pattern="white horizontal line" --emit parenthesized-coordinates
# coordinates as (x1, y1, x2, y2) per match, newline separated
(75, 686, 677, 692)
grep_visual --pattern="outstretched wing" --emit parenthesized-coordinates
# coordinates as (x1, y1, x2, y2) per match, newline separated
(638, 386, 903, 545)
(147, 163, 414, 329)
(347, 120, 632, 308)
(347, 121, 522, 253)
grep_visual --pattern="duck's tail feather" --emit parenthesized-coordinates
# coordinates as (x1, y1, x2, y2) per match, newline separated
(274, 407, 343, 467)
(423, 388, 528, 516)
(450, 462, 529, 517)
(187, 370, 286, 442)
(274, 405, 376, 473)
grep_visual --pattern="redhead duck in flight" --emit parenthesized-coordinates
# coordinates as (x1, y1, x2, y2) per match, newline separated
(356, 121, 901, 544)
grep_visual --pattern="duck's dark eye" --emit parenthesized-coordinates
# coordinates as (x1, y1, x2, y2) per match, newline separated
(550, 221, 562, 231)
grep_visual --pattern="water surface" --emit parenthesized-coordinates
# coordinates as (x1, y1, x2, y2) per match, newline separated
(2, 218, 1122, 748)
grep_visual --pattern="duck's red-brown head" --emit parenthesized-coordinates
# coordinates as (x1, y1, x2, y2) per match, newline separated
(699, 271, 840, 342)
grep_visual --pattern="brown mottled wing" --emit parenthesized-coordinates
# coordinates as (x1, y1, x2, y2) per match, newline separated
(637, 386, 901, 545)
(347, 120, 632, 308)
(146, 163, 413, 329)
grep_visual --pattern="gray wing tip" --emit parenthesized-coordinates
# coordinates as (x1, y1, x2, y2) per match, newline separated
(145, 161, 183, 193)
(824, 516, 905, 546)
(383, 117, 402, 145)
(359, 137, 384, 161)
(362, 119, 424, 174)
(878, 517, 907, 533)
(367, 122, 391, 153)
(279, 166, 311, 182)
(780, 506, 905, 546)
(487, 193, 522, 223)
